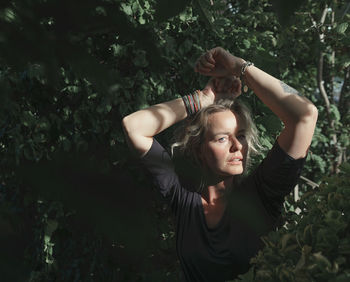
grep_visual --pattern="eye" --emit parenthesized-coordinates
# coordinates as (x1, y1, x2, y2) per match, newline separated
(237, 134, 246, 142)
(217, 137, 227, 143)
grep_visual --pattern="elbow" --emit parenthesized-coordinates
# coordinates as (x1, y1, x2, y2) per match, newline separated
(284, 102, 318, 127)
(121, 115, 132, 136)
(302, 103, 318, 124)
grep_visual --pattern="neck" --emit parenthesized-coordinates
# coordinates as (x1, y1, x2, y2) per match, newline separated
(201, 175, 234, 205)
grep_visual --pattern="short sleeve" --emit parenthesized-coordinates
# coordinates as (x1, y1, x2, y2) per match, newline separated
(139, 138, 192, 215)
(251, 140, 306, 220)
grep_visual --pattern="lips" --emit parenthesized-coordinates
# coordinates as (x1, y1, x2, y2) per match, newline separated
(227, 157, 243, 166)
(227, 156, 243, 162)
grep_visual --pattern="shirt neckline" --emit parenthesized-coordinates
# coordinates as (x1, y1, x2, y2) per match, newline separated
(198, 193, 227, 231)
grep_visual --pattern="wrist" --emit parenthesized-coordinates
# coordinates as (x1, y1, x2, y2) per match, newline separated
(182, 90, 203, 116)
(240, 61, 254, 93)
(198, 89, 214, 107)
(230, 57, 246, 77)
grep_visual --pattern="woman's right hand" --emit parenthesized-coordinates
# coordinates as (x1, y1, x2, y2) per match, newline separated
(195, 47, 245, 77)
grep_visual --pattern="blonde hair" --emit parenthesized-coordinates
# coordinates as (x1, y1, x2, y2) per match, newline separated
(172, 99, 262, 173)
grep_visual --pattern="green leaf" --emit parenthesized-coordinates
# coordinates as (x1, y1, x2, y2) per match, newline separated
(193, 0, 216, 34)
(258, 114, 282, 134)
(121, 3, 133, 16)
(138, 16, 146, 24)
(111, 44, 126, 57)
(311, 154, 326, 173)
(336, 23, 348, 34)
(343, 60, 350, 68)
(330, 104, 340, 122)
(243, 39, 251, 49)
(0, 8, 16, 23)
(179, 7, 195, 22)
(271, 37, 277, 47)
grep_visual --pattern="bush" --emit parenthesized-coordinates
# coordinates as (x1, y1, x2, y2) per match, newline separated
(234, 163, 350, 282)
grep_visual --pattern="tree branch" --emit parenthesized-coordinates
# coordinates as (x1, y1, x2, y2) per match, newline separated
(314, 5, 341, 173)
(315, 6, 332, 123)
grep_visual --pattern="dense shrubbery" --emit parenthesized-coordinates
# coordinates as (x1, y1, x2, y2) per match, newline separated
(233, 163, 350, 281)
(0, 0, 349, 281)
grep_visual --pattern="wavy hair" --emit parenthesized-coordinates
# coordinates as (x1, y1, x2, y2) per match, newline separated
(171, 99, 262, 180)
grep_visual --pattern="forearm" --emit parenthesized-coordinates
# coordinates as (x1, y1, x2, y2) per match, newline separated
(243, 63, 318, 159)
(196, 46, 317, 124)
(244, 65, 317, 125)
(122, 93, 213, 156)
(122, 97, 186, 156)
(122, 97, 187, 139)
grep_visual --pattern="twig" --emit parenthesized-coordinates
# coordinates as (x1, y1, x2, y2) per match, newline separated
(300, 176, 319, 188)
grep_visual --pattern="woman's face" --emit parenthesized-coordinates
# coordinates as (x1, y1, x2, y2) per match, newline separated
(201, 110, 248, 176)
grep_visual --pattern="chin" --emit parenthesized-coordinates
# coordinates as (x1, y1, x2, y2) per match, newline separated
(230, 167, 244, 175)
(230, 171, 243, 176)
(221, 168, 244, 176)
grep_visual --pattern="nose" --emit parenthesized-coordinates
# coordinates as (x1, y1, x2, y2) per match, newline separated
(230, 137, 243, 152)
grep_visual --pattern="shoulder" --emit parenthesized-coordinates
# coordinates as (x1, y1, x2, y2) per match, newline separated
(239, 140, 307, 195)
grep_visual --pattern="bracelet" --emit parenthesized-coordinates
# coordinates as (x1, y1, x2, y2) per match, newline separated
(182, 90, 202, 116)
(195, 90, 202, 109)
(240, 61, 254, 93)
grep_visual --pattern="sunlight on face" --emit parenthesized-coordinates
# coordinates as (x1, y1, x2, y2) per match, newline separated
(201, 110, 248, 176)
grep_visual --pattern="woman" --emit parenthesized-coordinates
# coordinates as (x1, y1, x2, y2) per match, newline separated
(122, 47, 318, 281)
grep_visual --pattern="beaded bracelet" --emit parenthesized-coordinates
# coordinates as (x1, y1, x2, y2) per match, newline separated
(240, 61, 254, 93)
(182, 90, 202, 116)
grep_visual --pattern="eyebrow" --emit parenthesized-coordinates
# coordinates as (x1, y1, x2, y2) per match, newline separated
(213, 129, 246, 136)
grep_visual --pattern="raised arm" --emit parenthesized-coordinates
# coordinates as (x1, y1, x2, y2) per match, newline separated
(122, 77, 241, 157)
(122, 97, 187, 157)
(195, 47, 318, 159)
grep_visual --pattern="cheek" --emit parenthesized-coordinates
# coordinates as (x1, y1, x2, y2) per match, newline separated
(202, 144, 226, 167)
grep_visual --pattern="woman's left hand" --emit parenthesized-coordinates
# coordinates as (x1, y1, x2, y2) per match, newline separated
(199, 76, 242, 107)
(214, 76, 241, 97)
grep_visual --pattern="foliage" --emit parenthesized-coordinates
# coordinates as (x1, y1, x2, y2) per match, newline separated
(233, 163, 350, 282)
(0, 0, 349, 281)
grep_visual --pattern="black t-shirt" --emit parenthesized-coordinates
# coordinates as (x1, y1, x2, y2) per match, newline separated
(141, 138, 306, 282)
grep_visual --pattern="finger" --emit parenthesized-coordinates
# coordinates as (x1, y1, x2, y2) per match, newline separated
(232, 84, 241, 96)
(225, 77, 234, 91)
(214, 78, 222, 92)
(196, 60, 213, 73)
(229, 77, 238, 91)
(232, 76, 240, 84)
(213, 78, 219, 90)
(219, 76, 236, 92)
(232, 77, 242, 94)
(217, 78, 227, 92)
(199, 55, 215, 69)
(205, 51, 215, 65)
(216, 77, 230, 92)
(207, 77, 216, 89)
